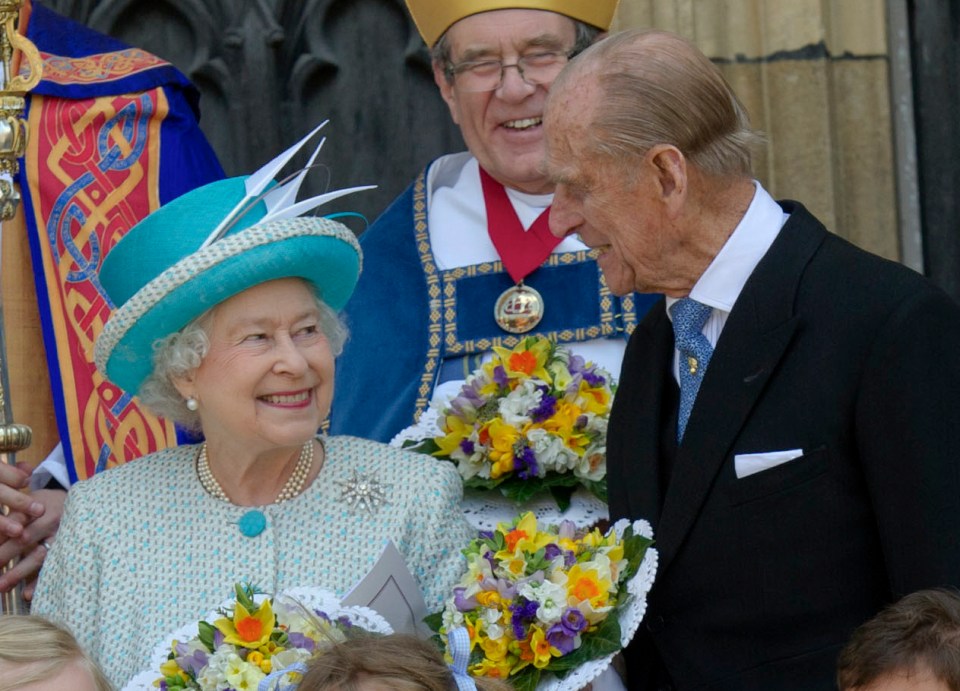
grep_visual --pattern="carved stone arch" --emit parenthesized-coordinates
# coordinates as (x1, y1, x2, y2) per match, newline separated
(277, 0, 463, 222)
(84, 0, 220, 75)
(83, 0, 289, 176)
(35, 0, 463, 223)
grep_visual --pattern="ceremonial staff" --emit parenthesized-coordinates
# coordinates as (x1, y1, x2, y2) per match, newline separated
(0, 0, 41, 615)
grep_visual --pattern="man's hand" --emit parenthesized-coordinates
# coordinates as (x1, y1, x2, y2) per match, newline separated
(0, 461, 43, 538)
(0, 463, 67, 600)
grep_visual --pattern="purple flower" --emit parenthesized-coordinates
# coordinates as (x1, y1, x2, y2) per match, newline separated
(213, 629, 225, 648)
(510, 598, 540, 640)
(454, 587, 479, 612)
(174, 649, 208, 676)
(569, 354, 606, 387)
(515, 446, 539, 480)
(495, 579, 518, 600)
(575, 414, 588, 430)
(287, 631, 317, 652)
(483, 549, 497, 570)
(558, 520, 577, 540)
(546, 623, 578, 655)
(448, 380, 484, 419)
(460, 439, 475, 455)
(559, 607, 588, 635)
(542, 544, 577, 567)
(582, 369, 605, 387)
(493, 365, 509, 387)
(529, 394, 557, 422)
(479, 530, 494, 540)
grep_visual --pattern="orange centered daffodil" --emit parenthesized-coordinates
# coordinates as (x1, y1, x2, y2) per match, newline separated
(214, 598, 275, 649)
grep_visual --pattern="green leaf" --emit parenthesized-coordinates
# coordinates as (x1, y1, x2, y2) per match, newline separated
(198, 620, 217, 653)
(465, 476, 505, 492)
(500, 479, 543, 504)
(580, 616, 623, 657)
(234, 582, 259, 612)
(510, 667, 542, 691)
(423, 610, 444, 633)
(491, 530, 506, 551)
(584, 478, 608, 503)
(548, 484, 575, 512)
(403, 438, 442, 455)
(621, 531, 654, 581)
(546, 617, 622, 672)
(525, 546, 551, 574)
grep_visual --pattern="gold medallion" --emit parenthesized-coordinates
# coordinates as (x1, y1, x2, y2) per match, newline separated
(494, 283, 545, 334)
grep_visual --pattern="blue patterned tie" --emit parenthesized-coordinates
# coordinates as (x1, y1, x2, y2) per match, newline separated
(670, 298, 714, 442)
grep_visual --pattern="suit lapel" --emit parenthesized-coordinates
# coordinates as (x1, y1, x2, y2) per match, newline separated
(620, 306, 675, 527)
(653, 203, 828, 575)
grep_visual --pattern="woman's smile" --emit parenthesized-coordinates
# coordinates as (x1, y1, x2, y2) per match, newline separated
(258, 389, 314, 408)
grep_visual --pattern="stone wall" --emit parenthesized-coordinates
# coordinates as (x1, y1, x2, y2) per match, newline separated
(615, 0, 899, 261)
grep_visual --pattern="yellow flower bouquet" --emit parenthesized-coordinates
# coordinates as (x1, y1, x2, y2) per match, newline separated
(122, 585, 392, 691)
(409, 336, 614, 510)
(427, 512, 658, 691)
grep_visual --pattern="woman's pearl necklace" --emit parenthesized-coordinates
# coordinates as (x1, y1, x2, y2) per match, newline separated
(196, 440, 314, 504)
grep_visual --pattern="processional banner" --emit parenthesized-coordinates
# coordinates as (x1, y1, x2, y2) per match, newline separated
(17, 2, 223, 482)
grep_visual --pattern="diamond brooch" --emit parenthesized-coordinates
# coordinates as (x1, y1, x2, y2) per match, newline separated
(337, 470, 389, 514)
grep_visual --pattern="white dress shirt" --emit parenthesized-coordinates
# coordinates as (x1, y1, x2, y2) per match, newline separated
(665, 182, 789, 382)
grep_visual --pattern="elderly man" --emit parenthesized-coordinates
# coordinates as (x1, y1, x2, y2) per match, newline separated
(329, 0, 657, 441)
(544, 28, 960, 689)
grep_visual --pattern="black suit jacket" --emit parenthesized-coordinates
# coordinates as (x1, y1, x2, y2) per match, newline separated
(609, 202, 960, 690)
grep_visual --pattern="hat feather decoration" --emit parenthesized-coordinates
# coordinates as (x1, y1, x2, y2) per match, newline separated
(95, 121, 371, 394)
(199, 120, 375, 249)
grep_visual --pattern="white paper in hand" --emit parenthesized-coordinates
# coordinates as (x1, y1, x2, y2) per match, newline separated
(342, 540, 429, 636)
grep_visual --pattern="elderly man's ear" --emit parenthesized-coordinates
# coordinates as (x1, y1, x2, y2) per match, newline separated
(432, 61, 460, 125)
(647, 144, 687, 212)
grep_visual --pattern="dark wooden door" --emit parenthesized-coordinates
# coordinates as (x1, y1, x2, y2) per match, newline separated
(43, 0, 465, 227)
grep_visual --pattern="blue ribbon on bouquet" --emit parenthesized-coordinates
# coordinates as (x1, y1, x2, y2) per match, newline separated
(258, 661, 308, 691)
(448, 626, 478, 691)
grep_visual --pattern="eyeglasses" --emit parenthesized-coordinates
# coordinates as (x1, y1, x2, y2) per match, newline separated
(445, 51, 574, 92)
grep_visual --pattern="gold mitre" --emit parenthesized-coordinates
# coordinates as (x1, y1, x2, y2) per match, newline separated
(406, 0, 620, 47)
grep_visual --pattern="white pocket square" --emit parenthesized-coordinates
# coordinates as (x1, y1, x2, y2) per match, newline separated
(734, 449, 804, 479)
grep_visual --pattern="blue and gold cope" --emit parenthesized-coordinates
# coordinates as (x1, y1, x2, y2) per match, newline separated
(330, 165, 659, 443)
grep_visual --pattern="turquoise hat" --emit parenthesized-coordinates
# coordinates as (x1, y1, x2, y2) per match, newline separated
(94, 131, 368, 395)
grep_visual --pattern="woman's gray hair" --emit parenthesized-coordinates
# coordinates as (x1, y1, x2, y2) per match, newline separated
(138, 290, 347, 431)
(431, 19, 602, 80)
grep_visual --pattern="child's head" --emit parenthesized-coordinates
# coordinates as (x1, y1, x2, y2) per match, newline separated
(837, 588, 960, 691)
(297, 633, 511, 691)
(0, 615, 112, 691)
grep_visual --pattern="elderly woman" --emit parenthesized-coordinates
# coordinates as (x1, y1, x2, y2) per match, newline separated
(30, 145, 474, 687)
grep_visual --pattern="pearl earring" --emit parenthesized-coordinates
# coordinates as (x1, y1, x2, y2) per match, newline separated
(186, 397, 199, 411)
